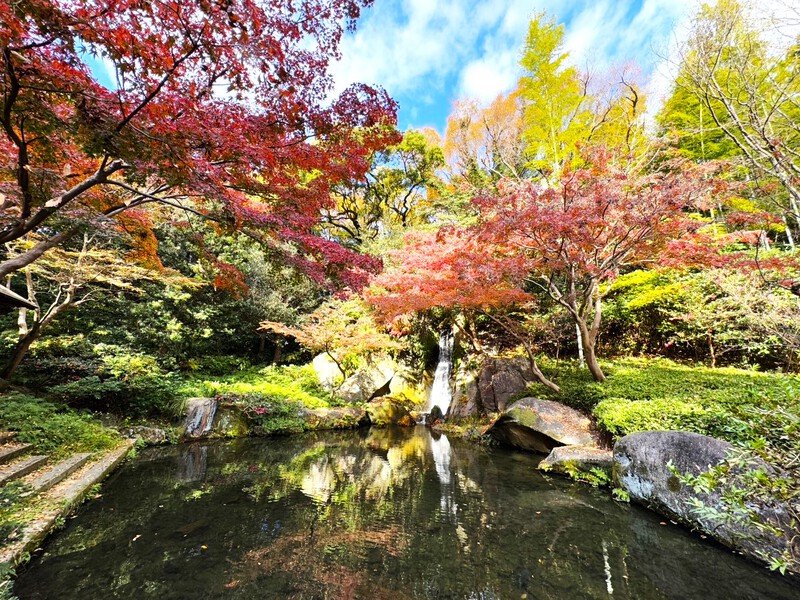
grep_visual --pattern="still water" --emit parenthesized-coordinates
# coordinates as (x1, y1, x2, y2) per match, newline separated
(15, 427, 800, 599)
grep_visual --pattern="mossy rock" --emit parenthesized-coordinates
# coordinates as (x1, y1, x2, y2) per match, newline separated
(366, 397, 415, 427)
(538, 445, 613, 486)
(212, 403, 250, 438)
(302, 407, 368, 430)
(483, 397, 598, 453)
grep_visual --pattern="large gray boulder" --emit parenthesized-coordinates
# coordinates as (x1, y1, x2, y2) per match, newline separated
(483, 397, 598, 453)
(613, 431, 796, 572)
(449, 376, 480, 420)
(212, 402, 250, 437)
(477, 356, 532, 413)
(449, 356, 534, 419)
(365, 396, 415, 427)
(313, 353, 415, 404)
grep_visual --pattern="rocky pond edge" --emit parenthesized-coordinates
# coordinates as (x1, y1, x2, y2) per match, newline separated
(3, 393, 797, 582)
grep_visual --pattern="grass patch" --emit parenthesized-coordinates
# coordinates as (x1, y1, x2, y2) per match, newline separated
(177, 364, 355, 435)
(0, 392, 121, 459)
(176, 364, 335, 409)
(539, 357, 800, 461)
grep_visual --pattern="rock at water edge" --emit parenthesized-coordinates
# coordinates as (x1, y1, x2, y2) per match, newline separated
(539, 445, 613, 482)
(483, 397, 598, 453)
(613, 430, 796, 572)
(184, 398, 217, 439)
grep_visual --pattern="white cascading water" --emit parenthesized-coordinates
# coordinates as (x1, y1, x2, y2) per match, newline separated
(427, 329, 454, 416)
(429, 432, 457, 517)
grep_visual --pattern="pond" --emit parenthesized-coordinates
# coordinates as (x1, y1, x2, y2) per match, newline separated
(15, 427, 800, 599)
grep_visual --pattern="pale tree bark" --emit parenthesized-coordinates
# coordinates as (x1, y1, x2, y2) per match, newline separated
(542, 272, 607, 382)
(2, 237, 92, 379)
(576, 323, 586, 368)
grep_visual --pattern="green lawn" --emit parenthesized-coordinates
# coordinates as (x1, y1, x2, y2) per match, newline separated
(541, 357, 800, 464)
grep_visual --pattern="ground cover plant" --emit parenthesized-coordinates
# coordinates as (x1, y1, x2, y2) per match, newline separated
(539, 357, 800, 464)
(0, 392, 121, 459)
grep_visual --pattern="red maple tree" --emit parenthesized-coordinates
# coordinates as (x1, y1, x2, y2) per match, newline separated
(370, 152, 730, 386)
(368, 228, 562, 391)
(1, 0, 398, 288)
(474, 155, 728, 381)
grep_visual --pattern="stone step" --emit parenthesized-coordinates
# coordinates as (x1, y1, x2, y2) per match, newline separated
(27, 453, 92, 494)
(0, 443, 32, 466)
(0, 431, 17, 444)
(0, 455, 48, 487)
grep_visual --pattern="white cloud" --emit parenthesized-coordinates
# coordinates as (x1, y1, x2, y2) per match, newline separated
(330, 0, 799, 131)
(330, 0, 543, 111)
(458, 56, 517, 104)
(330, 0, 473, 95)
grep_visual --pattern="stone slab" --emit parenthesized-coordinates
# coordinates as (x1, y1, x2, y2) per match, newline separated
(0, 440, 134, 569)
(0, 443, 31, 466)
(538, 445, 613, 480)
(28, 453, 92, 494)
(0, 455, 47, 486)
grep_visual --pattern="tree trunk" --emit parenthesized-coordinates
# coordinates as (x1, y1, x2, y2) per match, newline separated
(578, 320, 606, 382)
(454, 314, 484, 353)
(783, 215, 796, 251)
(708, 329, 716, 368)
(258, 333, 265, 356)
(582, 340, 606, 382)
(523, 344, 561, 393)
(272, 342, 282, 365)
(2, 323, 40, 380)
(576, 323, 585, 368)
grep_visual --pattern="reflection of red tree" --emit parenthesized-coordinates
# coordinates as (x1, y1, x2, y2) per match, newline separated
(236, 528, 412, 599)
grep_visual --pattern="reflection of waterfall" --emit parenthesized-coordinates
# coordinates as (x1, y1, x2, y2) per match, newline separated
(429, 433, 451, 487)
(427, 330, 454, 415)
(176, 444, 208, 482)
(429, 432, 457, 517)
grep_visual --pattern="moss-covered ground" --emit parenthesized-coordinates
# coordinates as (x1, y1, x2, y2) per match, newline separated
(538, 357, 799, 466)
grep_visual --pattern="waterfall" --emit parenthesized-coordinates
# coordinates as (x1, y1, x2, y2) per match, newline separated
(427, 329, 454, 416)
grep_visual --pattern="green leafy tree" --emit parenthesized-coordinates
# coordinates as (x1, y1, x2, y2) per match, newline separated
(518, 14, 594, 178)
(322, 129, 445, 249)
(2, 233, 195, 379)
(261, 297, 401, 379)
(673, 0, 800, 244)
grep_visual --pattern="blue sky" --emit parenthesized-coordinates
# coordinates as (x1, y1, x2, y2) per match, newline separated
(329, 0, 703, 133)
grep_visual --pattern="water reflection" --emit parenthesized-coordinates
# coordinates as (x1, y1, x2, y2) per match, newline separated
(14, 427, 800, 600)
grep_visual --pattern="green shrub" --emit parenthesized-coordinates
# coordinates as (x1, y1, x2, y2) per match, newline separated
(47, 345, 183, 418)
(225, 393, 307, 435)
(536, 357, 800, 469)
(593, 397, 718, 437)
(186, 355, 251, 375)
(14, 335, 98, 389)
(0, 393, 120, 457)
